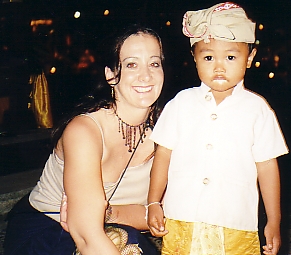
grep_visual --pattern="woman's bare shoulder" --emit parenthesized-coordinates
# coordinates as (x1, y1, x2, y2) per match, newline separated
(61, 111, 108, 150)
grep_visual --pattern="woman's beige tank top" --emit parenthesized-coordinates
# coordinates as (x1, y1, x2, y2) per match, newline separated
(29, 113, 153, 222)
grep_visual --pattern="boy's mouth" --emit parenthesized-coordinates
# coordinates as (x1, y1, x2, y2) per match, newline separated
(213, 75, 226, 81)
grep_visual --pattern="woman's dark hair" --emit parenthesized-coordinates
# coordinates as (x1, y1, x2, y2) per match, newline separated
(51, 24, 165, 147)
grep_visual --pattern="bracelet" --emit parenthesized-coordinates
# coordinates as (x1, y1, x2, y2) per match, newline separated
(144, 202, 162, 221)
(105, 204, 113, 223)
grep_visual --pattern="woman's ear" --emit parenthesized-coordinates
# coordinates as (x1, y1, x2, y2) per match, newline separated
(104, 66, 117, 84)
(246, 48, 257, 68)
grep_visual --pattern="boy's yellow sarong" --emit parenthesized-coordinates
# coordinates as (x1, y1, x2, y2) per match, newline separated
(162, 218, 260, 255)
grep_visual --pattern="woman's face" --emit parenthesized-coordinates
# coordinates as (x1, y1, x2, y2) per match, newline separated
(113, 33, 164, 110)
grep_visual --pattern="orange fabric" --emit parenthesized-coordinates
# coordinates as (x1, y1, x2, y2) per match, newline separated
(29, 71, 53, 128)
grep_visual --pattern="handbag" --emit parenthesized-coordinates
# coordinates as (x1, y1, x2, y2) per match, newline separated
(74, 225, 143, 255)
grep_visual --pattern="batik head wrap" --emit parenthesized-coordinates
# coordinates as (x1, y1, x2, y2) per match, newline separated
(182, 2, 256, 46)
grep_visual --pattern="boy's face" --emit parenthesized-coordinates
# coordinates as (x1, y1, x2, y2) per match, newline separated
(193, 39, 256, 99)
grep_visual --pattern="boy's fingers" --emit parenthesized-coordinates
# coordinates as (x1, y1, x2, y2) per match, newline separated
(150, 227, 168, 237)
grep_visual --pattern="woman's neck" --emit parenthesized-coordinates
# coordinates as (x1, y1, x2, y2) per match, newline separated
(113, 104, 151, 152)
(114, 104, 150, 126)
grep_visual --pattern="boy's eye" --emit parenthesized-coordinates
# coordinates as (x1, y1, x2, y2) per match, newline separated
(204, 56, 213, 61)
(227, 56, 236, 60)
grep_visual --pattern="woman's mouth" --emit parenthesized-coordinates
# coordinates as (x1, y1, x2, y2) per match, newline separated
(133, 86, 153, 93)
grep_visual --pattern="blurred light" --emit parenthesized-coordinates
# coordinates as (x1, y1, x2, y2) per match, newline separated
(274, 55, 279, 62)
(30, 19, 53, 32)
(255, 40, 260, 45)
(2, 0, 22, 2)
(166, 21, 171, 26)
(274, 55, 279, 67)
(66, 35, 72, 46)
(255, 62, 260, 68)
(74, 11, 81, 19)
(104, 9, 110, 16)
(30, 19, 53, 26)
(258, 24, 264, 30)
(269, 72, 275, 79)
(50, 67, 56, 74)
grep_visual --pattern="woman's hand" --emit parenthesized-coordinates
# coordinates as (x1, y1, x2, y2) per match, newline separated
(60, 192, 110, 232)
(60, 192, 69, 232)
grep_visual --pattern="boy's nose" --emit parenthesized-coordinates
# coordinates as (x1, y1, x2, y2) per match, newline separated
(214, 62, 225, 73)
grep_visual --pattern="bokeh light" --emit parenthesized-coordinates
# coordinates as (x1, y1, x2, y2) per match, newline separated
(74, 11, 81, 19)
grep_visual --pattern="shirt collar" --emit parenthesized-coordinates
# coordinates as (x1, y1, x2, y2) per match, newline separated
(200, 80, 244, 97)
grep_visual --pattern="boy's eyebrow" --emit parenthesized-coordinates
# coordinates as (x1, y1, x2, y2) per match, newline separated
(226, 48, 241, 52)
(197, 48, 241, 53)
(197, 48, 213, 53)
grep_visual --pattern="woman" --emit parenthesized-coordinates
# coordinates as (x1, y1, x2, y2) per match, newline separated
(4, 25, 165, 255)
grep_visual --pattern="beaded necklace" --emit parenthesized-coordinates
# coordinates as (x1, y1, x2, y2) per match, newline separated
(115, 112, 148, 152)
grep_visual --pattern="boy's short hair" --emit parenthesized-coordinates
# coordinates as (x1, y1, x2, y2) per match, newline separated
(190, 42, 255, 57)
(182, 2, 256, 46)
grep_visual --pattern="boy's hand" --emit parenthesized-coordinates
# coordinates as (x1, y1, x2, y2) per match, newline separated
(262, 222, 281, 254)
(147, 204, 168, 237)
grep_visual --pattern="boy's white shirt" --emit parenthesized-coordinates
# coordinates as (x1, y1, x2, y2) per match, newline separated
(150, 80, 288, 231)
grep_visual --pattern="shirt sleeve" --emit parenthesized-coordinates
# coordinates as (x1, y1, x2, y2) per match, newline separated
(150, 96, 179, 150)
(252, 105, 288, 162)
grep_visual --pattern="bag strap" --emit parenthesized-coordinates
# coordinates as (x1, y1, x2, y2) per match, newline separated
(107, 130, 145, 202)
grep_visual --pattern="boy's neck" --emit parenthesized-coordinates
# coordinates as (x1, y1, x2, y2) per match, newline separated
(211, 88, 235, 105)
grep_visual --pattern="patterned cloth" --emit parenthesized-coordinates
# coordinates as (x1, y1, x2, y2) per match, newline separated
(182, 2, 256, 45)
(161, 218, 260, 255)
(74, 224, 160, 255)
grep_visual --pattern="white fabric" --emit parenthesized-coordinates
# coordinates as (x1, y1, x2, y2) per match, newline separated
(150, 81, 288, 231)
(30, 113, 152, 222)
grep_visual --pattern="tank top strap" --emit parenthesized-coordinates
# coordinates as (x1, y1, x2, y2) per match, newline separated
(80, 113, 105, 147)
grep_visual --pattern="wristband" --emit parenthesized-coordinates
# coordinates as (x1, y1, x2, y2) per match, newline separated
(144, 202, 162, 221)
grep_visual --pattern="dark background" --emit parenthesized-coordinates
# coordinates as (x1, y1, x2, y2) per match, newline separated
(0, 0, 290, 253)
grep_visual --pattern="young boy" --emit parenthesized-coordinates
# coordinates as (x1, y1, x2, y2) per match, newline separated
(147, 2, 288, 255)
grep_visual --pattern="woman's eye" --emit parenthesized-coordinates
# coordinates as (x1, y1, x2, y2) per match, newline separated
(151, 62, 161, 67)
(227, 56, 236, 60)
(204, 56, 213, 61)
(126, 62, 137, 68)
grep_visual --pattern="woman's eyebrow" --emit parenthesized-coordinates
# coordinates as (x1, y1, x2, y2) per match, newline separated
(121, 56, 138, 62)
(122, 55, 161, 62)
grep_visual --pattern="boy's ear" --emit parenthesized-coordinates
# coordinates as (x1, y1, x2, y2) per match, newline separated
(104, 66, 117, 84)
(191, 50, 196, 62)
(246, 48, 257, 68)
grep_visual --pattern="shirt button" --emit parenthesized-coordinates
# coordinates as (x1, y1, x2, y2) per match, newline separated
(203, 178, 209, 185)
(211, 114, 218, 120)
(206, 144, 213, 150)
(205, 95, 212, 101)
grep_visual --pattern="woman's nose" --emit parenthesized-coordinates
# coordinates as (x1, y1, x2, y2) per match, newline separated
(138, 66, 151, 82)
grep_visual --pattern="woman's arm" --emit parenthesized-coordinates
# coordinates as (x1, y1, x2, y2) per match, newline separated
(62, 116, 120, 255)
(108, 204, 147, 230)
(257, 158, 281, 255)
(61, 196, 150, 231)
